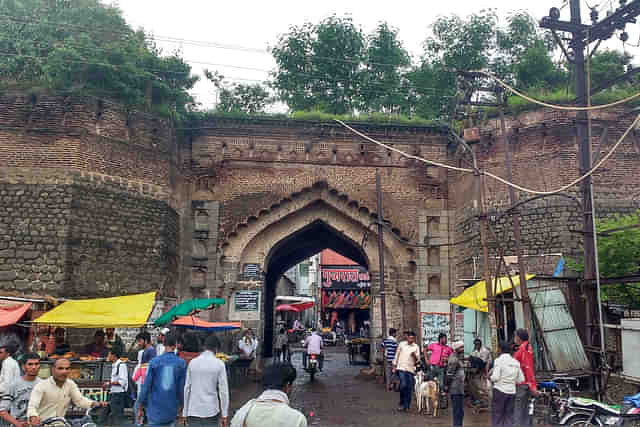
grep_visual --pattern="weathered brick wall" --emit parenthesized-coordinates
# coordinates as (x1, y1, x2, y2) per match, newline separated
(0, 92, 181, 299)
(452, 108, 640, 279)
(0, 92, 174, 188)
(186, 118, 449, 245)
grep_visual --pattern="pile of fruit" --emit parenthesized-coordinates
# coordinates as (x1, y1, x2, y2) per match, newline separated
(215, 353, 229, 362)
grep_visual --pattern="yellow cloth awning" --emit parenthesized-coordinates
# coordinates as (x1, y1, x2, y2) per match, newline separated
(33, 292, 156, 328)
(450, 274, 535, 312)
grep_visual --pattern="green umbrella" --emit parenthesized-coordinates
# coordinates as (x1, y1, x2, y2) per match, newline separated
(153, 298, 225, 326)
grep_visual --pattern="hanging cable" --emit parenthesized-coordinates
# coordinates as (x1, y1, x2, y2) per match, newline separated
(335, 111, 640, 196)
(476, 70, 640, 111)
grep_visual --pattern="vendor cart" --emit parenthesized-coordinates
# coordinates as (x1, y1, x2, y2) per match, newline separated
(346, 337, 370, 365)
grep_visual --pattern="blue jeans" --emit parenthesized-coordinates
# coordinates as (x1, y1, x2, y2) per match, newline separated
(398, 370, 415, 409)
(149, 422, 175, 427)
(451, 394, 465, 427)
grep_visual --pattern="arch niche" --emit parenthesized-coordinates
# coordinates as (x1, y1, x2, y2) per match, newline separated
(220, 183, 411, 357)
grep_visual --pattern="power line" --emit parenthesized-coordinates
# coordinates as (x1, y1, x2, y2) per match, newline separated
(0, 15, 419, 69)
(335, 111, 640, 196)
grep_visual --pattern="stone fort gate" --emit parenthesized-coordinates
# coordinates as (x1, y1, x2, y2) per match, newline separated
(185, 118, 455, 356)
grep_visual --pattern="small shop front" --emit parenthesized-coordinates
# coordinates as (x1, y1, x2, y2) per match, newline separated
(320, 267, 371, 336)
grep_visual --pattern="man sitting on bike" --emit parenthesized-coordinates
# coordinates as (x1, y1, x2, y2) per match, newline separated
(303, 329, 323, 372)
(27, 358, 107, 426)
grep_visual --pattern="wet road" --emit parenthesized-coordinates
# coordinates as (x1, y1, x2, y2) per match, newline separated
(229, 346, 493, 427)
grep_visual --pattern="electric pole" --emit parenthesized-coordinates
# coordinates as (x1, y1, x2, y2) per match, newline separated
(376, 169, 388, 343)
(499, 91, 532, 331)
(540, 0, 640, 350)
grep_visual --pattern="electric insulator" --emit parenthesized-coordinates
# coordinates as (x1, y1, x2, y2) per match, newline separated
(549, 7, 561, 20)
(590, 9, 599, 22)
(620, 0, 627, 5)
(621, 32, 630, 42)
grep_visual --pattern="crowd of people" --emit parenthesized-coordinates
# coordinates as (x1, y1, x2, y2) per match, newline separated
(382, 328, 537, 427)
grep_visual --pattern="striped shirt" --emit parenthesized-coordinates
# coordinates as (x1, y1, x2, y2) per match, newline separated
(382, 336, 398, 362)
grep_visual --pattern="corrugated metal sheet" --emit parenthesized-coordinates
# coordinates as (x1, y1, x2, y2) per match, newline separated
(529, 284, 590, 372)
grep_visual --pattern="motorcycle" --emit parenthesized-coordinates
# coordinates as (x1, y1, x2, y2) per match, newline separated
(305, 353, 319, 382)
(558, 394, 640, 426)
(322, 331, 337, 346)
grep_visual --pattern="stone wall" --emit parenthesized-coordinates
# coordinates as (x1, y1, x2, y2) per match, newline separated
(0, 92, 181, 299)
(451, 108, 640, 279)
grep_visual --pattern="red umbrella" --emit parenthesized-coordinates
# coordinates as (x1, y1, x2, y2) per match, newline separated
(275, 302, 314, 312)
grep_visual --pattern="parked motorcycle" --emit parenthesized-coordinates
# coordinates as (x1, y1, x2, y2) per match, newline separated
(558, 394, 640, 426)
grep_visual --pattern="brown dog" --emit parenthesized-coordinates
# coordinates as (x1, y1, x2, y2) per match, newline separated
(417, 379, 439, 416)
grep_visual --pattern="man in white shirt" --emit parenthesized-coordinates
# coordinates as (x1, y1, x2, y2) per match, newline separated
(303, 329, 323, 371)
(27, 359, 107, 426)
(0, 344, 20, 390)
(104, 348, 129, 425)
(183, 335, 229, 427)
(155, 328, 169, 356)
(238, 330, 258, 360)
(230, 364, 306, 427)
(392, 331, 420, 412)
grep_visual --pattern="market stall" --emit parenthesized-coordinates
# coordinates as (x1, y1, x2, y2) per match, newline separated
(32, 292, 157, 407)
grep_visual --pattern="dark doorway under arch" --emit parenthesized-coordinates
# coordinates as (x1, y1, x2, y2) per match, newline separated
(262, 219, 369, 357)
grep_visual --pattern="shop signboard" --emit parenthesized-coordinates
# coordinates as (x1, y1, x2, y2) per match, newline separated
(321, 267, 370, 289)
(421, 312, 451, 348)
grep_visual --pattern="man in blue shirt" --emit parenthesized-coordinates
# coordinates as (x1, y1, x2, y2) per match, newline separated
(137, 331, 186, 427)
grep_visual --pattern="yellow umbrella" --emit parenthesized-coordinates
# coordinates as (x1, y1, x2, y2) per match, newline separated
(450, 274, 535, 312)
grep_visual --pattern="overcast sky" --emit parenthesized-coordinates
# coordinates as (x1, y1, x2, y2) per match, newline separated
(112, 0, 639, 109)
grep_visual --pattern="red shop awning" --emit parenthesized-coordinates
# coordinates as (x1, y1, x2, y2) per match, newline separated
(276, 302, 314, 313)
(0, 302, 32, 327)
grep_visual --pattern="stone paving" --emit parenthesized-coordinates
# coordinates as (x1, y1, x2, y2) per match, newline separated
(229, 347, 494, 427)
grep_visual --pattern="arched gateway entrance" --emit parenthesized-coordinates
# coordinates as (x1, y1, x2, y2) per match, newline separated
(219, 182, 410, 358)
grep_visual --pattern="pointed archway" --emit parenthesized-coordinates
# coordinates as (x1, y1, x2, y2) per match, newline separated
(219, 182, 416, 359)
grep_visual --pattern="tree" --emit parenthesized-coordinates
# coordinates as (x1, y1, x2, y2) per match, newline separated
(0, 0, 198, 118)
(271, 15, 366, 114)
(411, 10, 498, 119)
(360, 22, 411, 114)
(205, 70, 272, 114)
(569, 211, 640, 307)
(589, 50, 632, 89)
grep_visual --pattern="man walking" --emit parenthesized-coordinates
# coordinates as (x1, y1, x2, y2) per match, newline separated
(0, 344, 20, 389)
(0, 353, 42, 427)
(183, 335, 229, 427)
(27, 358, 107, 426)
(382, 328, 398, 391)
(104, 347, 128, 426)
(392, 331, 420, 412)
(138, 332, 186, 427)
(155, 328, 170, 356)
(230, 364, 306, 427)
(446, 341, 466, 427)
(514, 329, 537, 427)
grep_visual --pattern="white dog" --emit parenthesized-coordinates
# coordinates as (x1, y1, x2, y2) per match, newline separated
(415, 371, 439, 416)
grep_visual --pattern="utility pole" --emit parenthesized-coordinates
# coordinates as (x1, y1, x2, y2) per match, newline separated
(540, 0, 640, 351)
(376, 169, 388, 342)
(499, 91, 531, 330)
(478, 173, 499, 354)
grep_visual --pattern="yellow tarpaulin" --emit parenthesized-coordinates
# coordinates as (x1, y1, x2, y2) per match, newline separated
(33, 292, 157, 328)
(450, 274, 535, 312)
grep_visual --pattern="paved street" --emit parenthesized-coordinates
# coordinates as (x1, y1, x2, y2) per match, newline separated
(230, 346, 493, 427)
